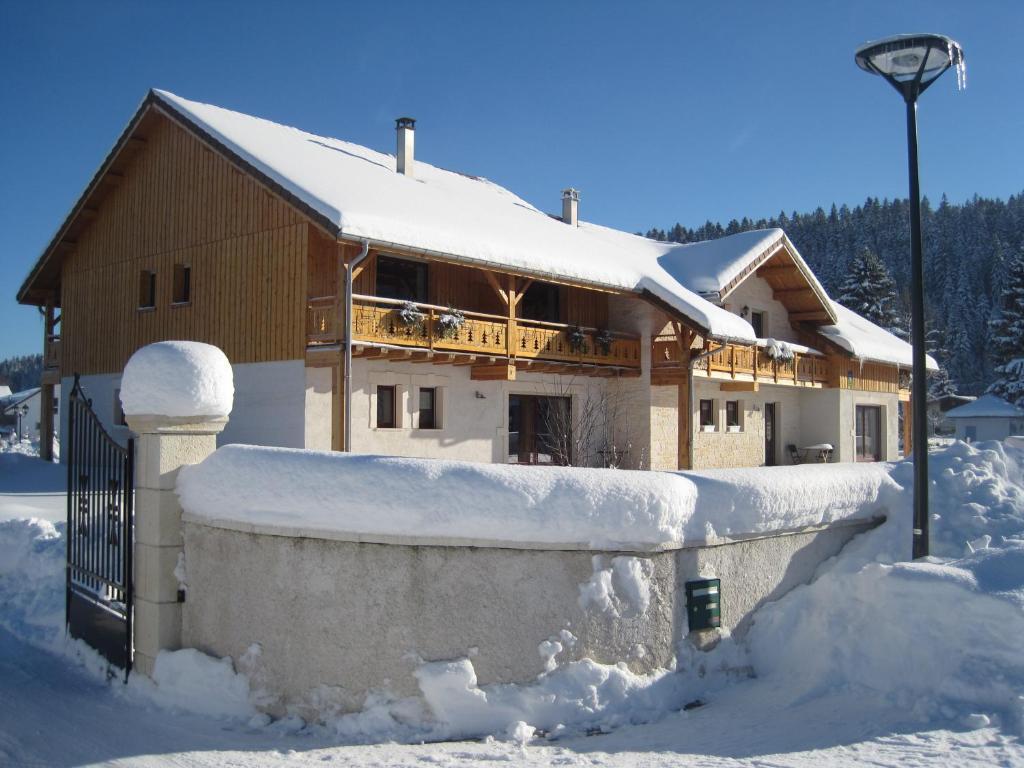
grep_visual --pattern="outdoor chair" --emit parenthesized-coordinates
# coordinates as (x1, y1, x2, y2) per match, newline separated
(787, 444, 802, 464)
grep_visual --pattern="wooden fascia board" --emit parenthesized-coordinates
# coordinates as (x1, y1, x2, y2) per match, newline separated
(17, 89, 342, 307)
(717, 236, 838, 326)
(16, 97, 156, 306)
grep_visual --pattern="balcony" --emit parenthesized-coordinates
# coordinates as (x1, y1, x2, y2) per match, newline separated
(308, 295, 642, 374)
(652, 335, 830, 387)
(44, 334, 61, 370)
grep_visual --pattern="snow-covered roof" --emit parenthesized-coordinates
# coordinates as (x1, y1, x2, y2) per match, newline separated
(656, 228, 785, 295)
(817, 302, 937, 370)
(0, 387, 40, 413)
(945, 394, 1024, 420)
(152, 90, 759, 343)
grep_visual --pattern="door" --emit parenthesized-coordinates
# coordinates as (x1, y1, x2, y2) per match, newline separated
(764, 402, 777, 466)
(855, 405, 882, 461)
(508, 394, 571, 465)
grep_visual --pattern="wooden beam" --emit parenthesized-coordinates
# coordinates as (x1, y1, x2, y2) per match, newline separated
(472, 363, 516, 381)
(483, 270, 509, 304)
(513, 278, 533, 306)
(720, 382, 759, 392)
(452, 355, 480, 366)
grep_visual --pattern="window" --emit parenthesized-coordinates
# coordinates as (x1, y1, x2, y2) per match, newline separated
(172, 263, 191, 304)
(699, 399, 715, 428)
(113, 389, 127, 427)
(520, 282, 561, 323)
(855, 405, 882, 461)
(375, 255, 428, 303)
(750, 310, 766, 338)
(726, 400, 740, 428)
(418, 387, 437, 429)
(376, 385, 397, 428)
(138, 270, 156, 309)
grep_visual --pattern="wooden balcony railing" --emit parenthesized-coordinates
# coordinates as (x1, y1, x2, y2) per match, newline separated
(307, 295, 641, 369)
(652, 335, 830, 386)
(44, 335, 61, 369)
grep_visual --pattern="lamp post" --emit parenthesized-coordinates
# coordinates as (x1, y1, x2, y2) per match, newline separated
(16, 403, 28, 443)
(855, 34, 965, 559)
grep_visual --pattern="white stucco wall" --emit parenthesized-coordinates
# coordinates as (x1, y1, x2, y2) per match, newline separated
(182, 516, 879, 720)
(837, 389, 899, 463)
(60, 360, 306, 460)
(303, 366, 333, 452)
(346, 358, 614, 464)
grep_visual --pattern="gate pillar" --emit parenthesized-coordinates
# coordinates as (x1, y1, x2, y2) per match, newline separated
(125, 415, 226, 678)
(120, 340, 234, 679)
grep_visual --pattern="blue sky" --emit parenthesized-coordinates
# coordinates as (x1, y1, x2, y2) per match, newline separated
(1, 1, 1020, 359)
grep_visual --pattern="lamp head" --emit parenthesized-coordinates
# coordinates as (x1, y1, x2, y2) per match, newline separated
(855, 33, 965, 100)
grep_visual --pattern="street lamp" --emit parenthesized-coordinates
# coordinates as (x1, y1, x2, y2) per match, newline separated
(16, 403, 29, 442)
(855, 34, 965, 559)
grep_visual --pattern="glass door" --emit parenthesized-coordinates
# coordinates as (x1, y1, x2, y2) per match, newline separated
(855, 405, 882, 461)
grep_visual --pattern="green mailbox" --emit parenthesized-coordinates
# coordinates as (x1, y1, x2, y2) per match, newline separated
(685, 578, 721, 631)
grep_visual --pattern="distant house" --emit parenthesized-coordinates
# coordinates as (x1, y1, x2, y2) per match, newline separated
(16, 89, 934, 469)
(0, 386, 59, 443)
(945, 394, 1024, 443)
(927, 393, 976, 436)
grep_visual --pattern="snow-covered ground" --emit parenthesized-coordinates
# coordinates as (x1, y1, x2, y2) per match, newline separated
(2, 440, 1024, 766)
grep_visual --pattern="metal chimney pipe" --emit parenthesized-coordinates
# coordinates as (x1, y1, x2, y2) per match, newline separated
(396, 117, 415, 177)
(562, 188, 579, 226)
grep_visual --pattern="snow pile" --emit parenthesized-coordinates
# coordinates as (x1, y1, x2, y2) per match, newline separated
(151, 648, 257, 719)
(749, 440, 1024, 733)
(0, 518, 65, 649)
(820, 302, 938, 370)
(578, 555, 653, 618)
(177, 445, 891, 548)
(411, 649, 741, 741)
(120, 341, 234, 419)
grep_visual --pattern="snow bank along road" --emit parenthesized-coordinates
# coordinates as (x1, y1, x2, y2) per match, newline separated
(2, 440, 1024, 766)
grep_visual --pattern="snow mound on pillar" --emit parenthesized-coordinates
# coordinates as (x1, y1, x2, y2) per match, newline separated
(120, 341, 233, 419)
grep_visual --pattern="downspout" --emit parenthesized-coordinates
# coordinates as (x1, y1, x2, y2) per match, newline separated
(344, 238, 370, 452)
(687, 343, 726, 470)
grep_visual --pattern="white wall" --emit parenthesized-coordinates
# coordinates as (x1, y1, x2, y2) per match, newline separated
(837, 389, 899, 463)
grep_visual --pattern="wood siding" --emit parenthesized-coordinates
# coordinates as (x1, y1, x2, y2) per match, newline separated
(60, 113, 309, 376)
(833, 357, 903, 394)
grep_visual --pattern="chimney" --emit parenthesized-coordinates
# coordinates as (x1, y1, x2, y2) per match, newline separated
(561, 188, 579, 226)
(396, 117, 415, 177)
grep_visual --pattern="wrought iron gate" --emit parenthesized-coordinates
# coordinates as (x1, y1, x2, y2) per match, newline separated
(66, 375, 134, 677)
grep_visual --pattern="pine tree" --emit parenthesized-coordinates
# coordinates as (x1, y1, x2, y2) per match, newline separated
(836, 249, 905, 337)
(987, 250, 1024, 406)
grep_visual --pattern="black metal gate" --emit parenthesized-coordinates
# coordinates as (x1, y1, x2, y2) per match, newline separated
(66, 375, 134, 677)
